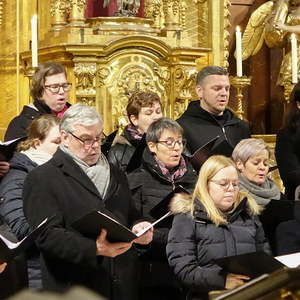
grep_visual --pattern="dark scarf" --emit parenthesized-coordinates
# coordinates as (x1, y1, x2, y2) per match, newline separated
(154, 155, 187, 182)
(33, 99, 68, 119)
(125, 124, 143, 141)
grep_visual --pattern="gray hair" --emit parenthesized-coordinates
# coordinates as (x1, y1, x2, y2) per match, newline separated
(232, 138, 270, 164)
(196, 66, 228, 85)
(146, 117, 183, 143)
(60, 104, 103, 132)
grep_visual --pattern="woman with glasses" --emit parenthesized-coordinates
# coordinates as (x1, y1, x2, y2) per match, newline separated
(167, 155, 269, 300)
(127, 117, 197, 300)
(4, 62, 71, 141)
(108, 90, 163, 172)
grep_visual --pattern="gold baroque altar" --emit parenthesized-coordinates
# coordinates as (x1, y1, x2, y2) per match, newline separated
(0, 0, 231, 137)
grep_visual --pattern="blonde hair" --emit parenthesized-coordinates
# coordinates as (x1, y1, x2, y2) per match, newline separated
(191, 155, 261, 225)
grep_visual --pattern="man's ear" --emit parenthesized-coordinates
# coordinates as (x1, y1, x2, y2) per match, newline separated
(235, 159, 244, 172)
(296, 101, 300, 110)
(129, 114, 138, 127)
(60, 131, 69, 147)
(195, 84, 203, 99)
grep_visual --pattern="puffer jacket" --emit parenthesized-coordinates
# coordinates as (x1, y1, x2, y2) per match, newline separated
(167, 197, 269, 300)
(0, 152, 41, 290)
(177, 101, 251, 154)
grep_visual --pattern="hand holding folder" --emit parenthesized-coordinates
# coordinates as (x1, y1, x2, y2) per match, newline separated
(72, 210, 172, 243)
(0, 216, 53, 263)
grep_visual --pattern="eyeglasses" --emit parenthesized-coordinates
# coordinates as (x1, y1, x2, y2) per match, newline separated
(157, 139, 186, 149)
(68, 131, 103, 148)
(44, 83, 72, 94)
(209, 180, 240, 191)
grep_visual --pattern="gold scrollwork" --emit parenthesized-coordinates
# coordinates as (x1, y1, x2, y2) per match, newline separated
(96, 67, 110, 87)
(223, 0, 231, 68)
(0, 0, 4, 26)
(173, 67, 197, 119)
(74, 63, 96, 106)
(144, 0, 163, 29)
(50, 0, 69, 30)
(153, 66, 170, 94)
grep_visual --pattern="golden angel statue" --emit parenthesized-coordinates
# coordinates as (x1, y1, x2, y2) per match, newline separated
(103, 0, 140, 16)
(241, 0, 300, 87)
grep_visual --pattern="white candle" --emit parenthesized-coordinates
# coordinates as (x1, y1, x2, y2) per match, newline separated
(291, 33, 298, 84)
(236, 26, 243, 77)
(31, 15, 38, 68)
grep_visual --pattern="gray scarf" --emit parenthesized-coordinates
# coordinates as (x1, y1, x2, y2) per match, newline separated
(59, 145, 110, 199)
(239, 174, 281, 206)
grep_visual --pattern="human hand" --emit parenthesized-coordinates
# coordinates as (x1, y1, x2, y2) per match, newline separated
(274, 22, 286, 31)
(132, 222, 153, 245)
(0, 161, 9, 177)
(225, 273, 250, 290)
(96, 229, 132, 257)
(0, 263, 7, 273)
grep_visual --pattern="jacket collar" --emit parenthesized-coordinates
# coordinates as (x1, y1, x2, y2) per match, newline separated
(183, 100, 242, 126)
(51, 148, 102, 198)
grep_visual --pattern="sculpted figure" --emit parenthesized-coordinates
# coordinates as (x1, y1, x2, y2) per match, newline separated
(241, 0, 300, 86)
(103, 0, 140, 16)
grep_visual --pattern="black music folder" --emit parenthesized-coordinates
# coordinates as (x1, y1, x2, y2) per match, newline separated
(72, 210, 172, 243)
(215, 251, 285, 279)
(150, 185, 190, 220)
(0, 216, 53, 263)
(125, 134, 147, 173)
(0, 137, 26, 161)
(190, 136, 219, 172)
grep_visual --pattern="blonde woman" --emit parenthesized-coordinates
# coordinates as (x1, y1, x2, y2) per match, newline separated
(166, 155, 269, 300)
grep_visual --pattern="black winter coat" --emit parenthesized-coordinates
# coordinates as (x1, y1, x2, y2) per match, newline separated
(275, 127, 300, 200)
(107, 129, 140, 172)
(23, 148, 139, 300)
(128, 147, 197, 260)
(0, 152, 42, 289)
(167, 199, 269, 300)
(4, 100, 71, 141)
(177, 101, 251, 155)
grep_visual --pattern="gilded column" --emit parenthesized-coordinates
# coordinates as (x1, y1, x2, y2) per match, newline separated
(50, 0, 69, 31)
(162, 0, 181, 31)
(0, 0, 4, 26)
(68, 0, 87, 27)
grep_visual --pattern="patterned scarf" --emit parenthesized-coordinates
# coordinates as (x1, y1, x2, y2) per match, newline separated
(154, 155, 187, 182)
(126, 124, 143, 141)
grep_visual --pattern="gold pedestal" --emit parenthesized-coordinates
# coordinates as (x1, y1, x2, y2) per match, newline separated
(230, 76, 252, 121)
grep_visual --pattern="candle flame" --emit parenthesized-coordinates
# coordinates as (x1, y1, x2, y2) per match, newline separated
(236, 26, 240, 32)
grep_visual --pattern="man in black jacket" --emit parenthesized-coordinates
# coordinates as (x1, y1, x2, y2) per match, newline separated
(177, 65, 251, 155)
(23, 104, 152, 300)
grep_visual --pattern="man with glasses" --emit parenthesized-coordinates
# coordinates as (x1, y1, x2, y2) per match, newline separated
(177, 65, 250, 156)
(127, 117, 197, 300)
(5, 61, 71, 141)
(23, 104, 153, 300)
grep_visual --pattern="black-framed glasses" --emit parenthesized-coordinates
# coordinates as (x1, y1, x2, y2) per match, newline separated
(68, 131, 102, 148)
(209, 180, 240, 191)
(157, 139, 186, 149)
(44, 83, 72, 94)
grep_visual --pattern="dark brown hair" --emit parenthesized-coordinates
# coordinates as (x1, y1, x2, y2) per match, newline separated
(196, 65, 228, 85)
(126, 91, 162, 125)
(17, 114, 60, 151)
(30, 62, 67, 100)
(283, 82, 300, 132)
